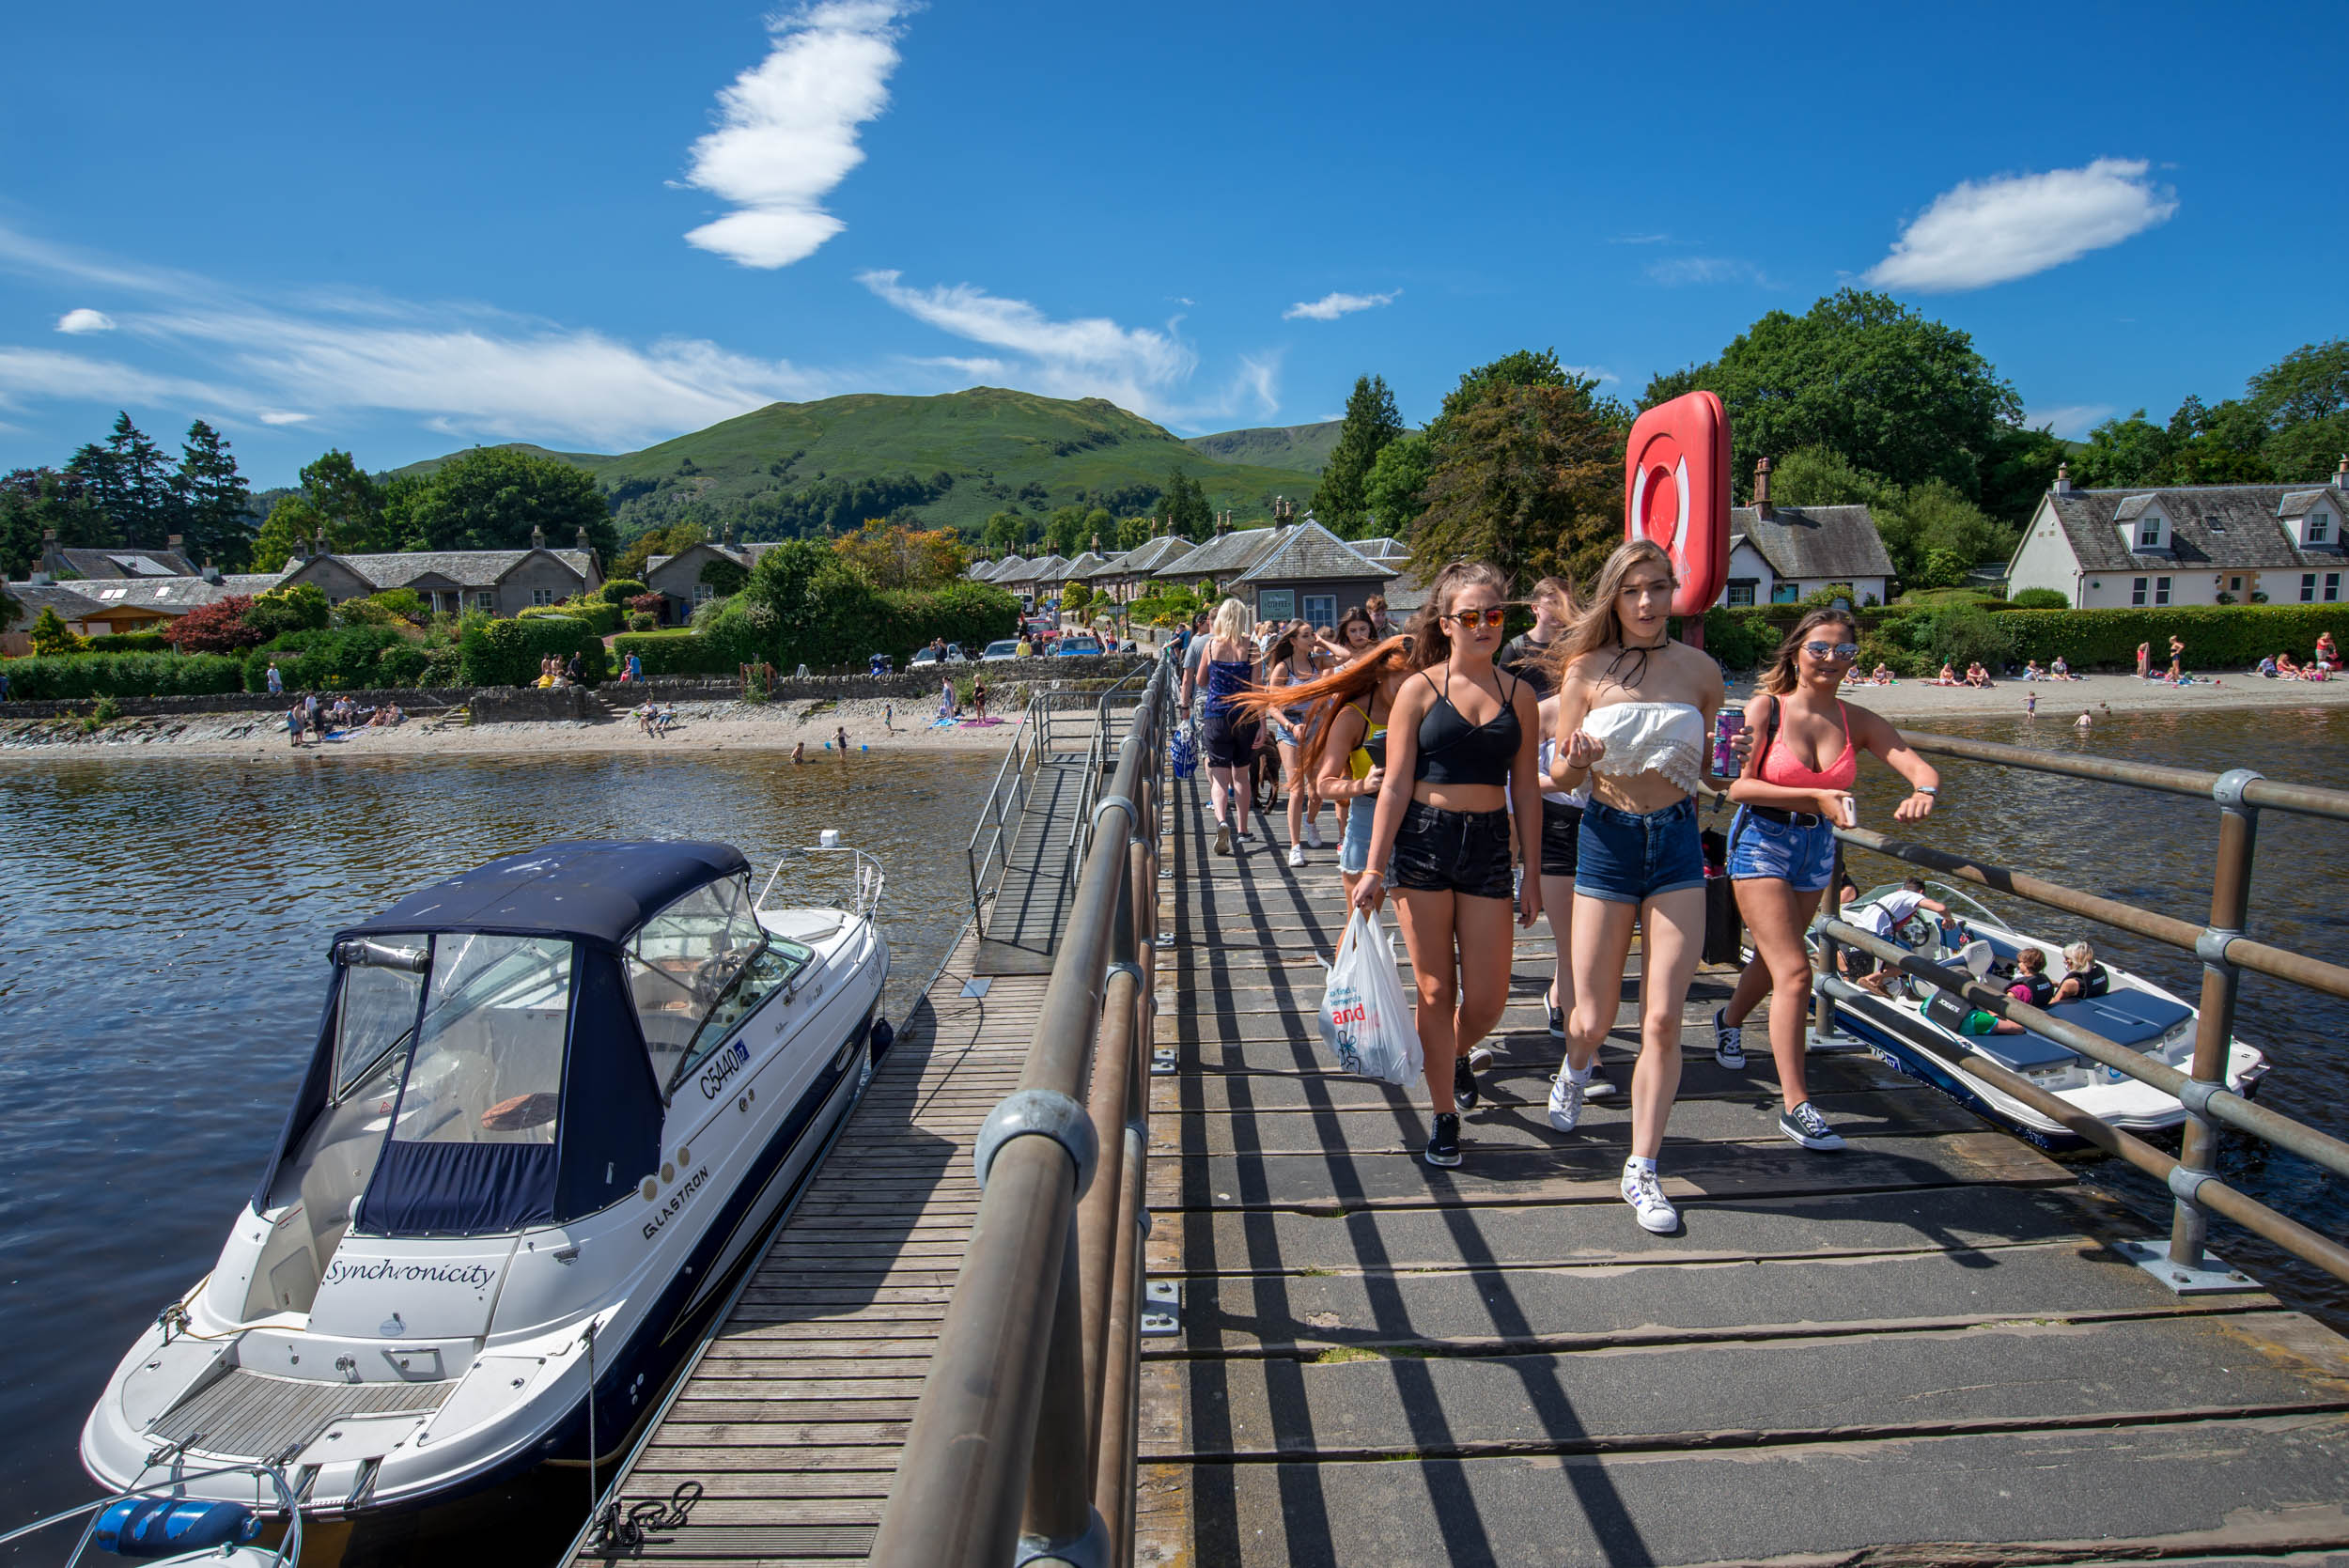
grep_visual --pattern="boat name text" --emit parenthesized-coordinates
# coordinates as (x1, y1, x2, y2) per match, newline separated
(320, 1260, 496, 1288)
(644, 1166, 711, 1241)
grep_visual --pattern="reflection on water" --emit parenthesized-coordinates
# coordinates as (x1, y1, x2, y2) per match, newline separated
(1846, 703, 2349, 1328)
(0, 748, 996, 1561)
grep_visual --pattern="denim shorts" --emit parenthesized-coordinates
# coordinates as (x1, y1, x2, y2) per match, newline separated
(1725, 806, 1838, 893)
(1575, 797, 1705, 905)
(1392, 801, 1515, 900)
(1340, 791, 1379, 875)
(1538, 799, 1581, 877)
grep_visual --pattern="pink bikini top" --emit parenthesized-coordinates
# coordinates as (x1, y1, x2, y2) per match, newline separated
(1760, 701, 1858, 790)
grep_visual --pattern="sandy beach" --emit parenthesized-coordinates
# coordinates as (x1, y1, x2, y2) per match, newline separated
(8, 671, 2349, 760)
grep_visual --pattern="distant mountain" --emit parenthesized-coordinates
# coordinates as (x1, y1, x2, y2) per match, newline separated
(399, 388, 1323, 539)
(1184, 421, 1345, 475)
(390, 442, 615, 479)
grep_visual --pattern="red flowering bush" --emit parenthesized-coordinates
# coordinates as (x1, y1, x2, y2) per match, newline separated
(162, 595, 264, 655)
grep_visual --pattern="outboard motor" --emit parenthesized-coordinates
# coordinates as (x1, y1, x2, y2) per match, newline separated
(93, 1498, 261, 1558)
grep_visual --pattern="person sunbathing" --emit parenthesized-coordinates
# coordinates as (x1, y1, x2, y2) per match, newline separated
(2277, 652, 2302, 678)
(2022, 660, 2046, 681)
(1933, 663, 1957, 686)
(1964, 663, 1993, 688)
(2049, 656, 2075, 680)
(1869, 661, 1895, 685)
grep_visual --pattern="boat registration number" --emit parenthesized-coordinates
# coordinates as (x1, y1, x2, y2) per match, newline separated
(698, 1040, 754, 1101)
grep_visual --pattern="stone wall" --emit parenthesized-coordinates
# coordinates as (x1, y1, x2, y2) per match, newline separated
(0, 687, 474, 721)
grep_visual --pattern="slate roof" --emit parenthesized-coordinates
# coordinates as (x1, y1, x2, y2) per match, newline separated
(69, 576, 234, 614)
(1059, 551, 1111, 582)
(296, 549, 598, 590)
(1159, 526, 1280, 580)
(4, 582, 104, 629)
(1104, 536, 1193, 578)
(2279, 489, 2332, 518)
(219, 573, 284, 596)
(1380, 567, 1432, 617)
(1234, 520, 1392, 584)
(1730, 504, 1896, 582)
(57, 547, 196, 580)
(2044, 484, 2349, 574)
(995, 553, 1070, 588)
(1352, 536, 1410, 561)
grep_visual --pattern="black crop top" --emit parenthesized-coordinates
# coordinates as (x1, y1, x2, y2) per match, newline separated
(1413, 669, 1521, 786)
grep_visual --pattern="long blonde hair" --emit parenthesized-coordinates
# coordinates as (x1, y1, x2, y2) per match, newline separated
(1400, 560, 1510, 671)
(1209, 596, 1252, 643)
(1755, 608, 1859, 696)
(1552, 538, 1676, 674)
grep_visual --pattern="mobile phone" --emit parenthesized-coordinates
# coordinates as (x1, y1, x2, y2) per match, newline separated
(1712, 711, 1745, 776)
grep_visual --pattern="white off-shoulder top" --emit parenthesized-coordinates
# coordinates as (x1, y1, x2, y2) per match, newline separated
(1578, 700, 1706, 794)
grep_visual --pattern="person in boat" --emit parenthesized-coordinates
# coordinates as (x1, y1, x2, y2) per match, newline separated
(1349, 560, 1546, 1176)
(2005, 946, 2058, 1009)
(1959, 1006, 2027, 1036)
(1851, 877, 1955, 998)
(1197, 598, 1265, 856)
(2056, 941, 2110, 1001)
(1545, 539, 1724, 1233)
(1713, 610, 1942, 1152)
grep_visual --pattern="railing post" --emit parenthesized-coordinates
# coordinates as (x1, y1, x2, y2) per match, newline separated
(2171, 768, 2261, 1270)
(1020, 1213, 1106, 1566)
(1814, 835, 1847, 1046)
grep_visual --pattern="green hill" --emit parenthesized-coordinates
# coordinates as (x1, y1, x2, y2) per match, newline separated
(1184, 421, 1345, 474)
(400, 388, 1323, 540)
(390, 442, 615, 479)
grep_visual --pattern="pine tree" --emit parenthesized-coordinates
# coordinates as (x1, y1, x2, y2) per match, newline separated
(1161, 468, 1212, 540)
(105, 412, 179, 546)
(175, 421, 254, 567)
(1312, 375, 1406, 536)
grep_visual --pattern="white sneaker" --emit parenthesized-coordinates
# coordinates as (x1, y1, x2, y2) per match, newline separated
(1547, 1070, 1585, 1132)
(1287, 843, 1307, 868)
(1582, 1071, 1618, 1100)
(1466, 1044, 1494, 1070)
(1621, 1162, 1679, 1234)
(1304, 820, 1324, 848)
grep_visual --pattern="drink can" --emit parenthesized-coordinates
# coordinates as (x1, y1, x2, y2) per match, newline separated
(1712, 710, 1745, 777)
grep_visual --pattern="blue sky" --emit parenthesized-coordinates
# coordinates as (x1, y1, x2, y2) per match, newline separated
(1, 0, 2341, 489)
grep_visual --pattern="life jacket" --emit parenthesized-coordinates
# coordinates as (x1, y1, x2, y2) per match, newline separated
(2013, 970, 2056, 1009)
(2063, 963, 2110, 1000)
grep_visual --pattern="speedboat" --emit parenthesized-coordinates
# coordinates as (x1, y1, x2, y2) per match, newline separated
(82, 838, 889, 1522)
(1815, 880, 2266, 1151)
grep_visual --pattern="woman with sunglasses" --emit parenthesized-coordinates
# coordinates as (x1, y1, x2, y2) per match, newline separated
(1712, 609, 1940, 1150)
(1545, 538, 1722, 1234)
(1349, 562, 1544, 1172)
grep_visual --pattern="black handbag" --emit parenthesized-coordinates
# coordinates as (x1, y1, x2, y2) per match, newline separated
(1700, 824, 1744, 965)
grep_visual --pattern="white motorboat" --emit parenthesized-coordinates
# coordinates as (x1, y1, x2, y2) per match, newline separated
(1817, 880, 2266, 1151)
(81, 838, 889, 1522)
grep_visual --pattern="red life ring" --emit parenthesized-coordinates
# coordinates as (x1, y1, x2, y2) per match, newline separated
(1624, 391, 1731, 633)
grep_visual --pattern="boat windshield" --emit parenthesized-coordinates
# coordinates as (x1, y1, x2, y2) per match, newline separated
(334, 962, 425, 1096)
(387, 934, 574, 1147)
(626, 875, 771, 1090)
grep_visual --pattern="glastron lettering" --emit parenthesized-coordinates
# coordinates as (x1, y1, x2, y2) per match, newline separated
(642, 1166, 711, 1241)
(698, 1040, 753, 1100)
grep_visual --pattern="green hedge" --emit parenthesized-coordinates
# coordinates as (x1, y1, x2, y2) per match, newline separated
(243, 627, 425, 691)
(878, 582, 1020, 660)
(2, 652, 247, 699)
(459, 613, 611, 687)
(1992, 606, 2348, 671)
(599, 578, 648, 605)
(521, 600, 621, 636)
(610, 629, 736, 676)
(85, 630, 174, 654)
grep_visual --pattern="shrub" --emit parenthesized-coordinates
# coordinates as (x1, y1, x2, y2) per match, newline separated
(626, 592, 664, 615)
(610, 629, 736, 676)
(599, 578, 648, 605)
(1854, 632, 1933, 678)
(86, 630, 173, 654)
(1699, 608, 1776, 670)
(1921, 603, 2016, 670)
(421, 644, 463, 687)
(29, 607, 86, 655)
(1997, 606, 2349, 671)
(458, 613, 611, 687)
(0, 652, 247, 699)
(627, 612, 656, 632)
(242, 627, 419, 691)
(92, 694, 121, 723)
(521, 599, 620, 636)
(1799, 582, 1857, 611)
(243, 583, 331, 640)
(163, 596, 265, 655)
(2009, 587, 2069, 611)
(878, 581, 1021, 660)
(337, 588, 429, 628)
(375, 643, 431, 686)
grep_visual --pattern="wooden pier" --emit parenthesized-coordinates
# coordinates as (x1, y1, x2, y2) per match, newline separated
(579, 740, 2349, 1566)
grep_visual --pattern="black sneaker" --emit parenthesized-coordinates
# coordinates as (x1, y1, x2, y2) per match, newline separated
(1453, 1053, 1479, 1111)
(1712, 1006, 1746, 1070)
(1780, 1100, 1846, 1151)
(1548, 996, 1565, 1038)
(1424, 1110, 1462, 1168)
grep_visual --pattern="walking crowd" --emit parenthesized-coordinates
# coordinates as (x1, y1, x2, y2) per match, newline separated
(1174, 542, 1940, 1234)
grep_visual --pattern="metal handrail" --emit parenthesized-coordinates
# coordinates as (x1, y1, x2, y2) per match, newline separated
(964, 696, 1043, 924)
(869, 654, 1174, 1568)
(1815, 728, 2349, 1280)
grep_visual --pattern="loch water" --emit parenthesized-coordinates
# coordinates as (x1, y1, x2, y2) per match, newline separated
(3, 706, 2345, 1563)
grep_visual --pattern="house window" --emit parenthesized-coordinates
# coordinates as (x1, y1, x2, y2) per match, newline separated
(474, 592, 495, 612)
(1257, 588, 1296, 622)
(2131, 577, 2148, 607)
(1769, 582, 1799, 604)
(1302, 594, 1336, 629)
(2155, 577, 2171, 606)
(2310, 510, 2334, 545)
(1725, 581, 1757, 608)
(692, 582, 713, 605)
(2329, 572, 2342, 603)
(2303, 573, 2319, 603)
(2228, 577, 2244, 594)
(531, 587, 555, 607)
(2137, 517, 2163, 549)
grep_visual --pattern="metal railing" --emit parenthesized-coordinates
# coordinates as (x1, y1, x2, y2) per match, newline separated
(965, 697, 1044, 924)
(1812, 727, 2349, 1289)
(869, 653, 1174, 1568)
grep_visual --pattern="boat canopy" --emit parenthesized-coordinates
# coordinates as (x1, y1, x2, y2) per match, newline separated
(254, 843, 754, 1236)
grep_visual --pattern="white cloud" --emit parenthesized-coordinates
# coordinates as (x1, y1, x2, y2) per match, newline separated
(1609, 233, 1671, 245)
(1863, 158, 2177, 293)
(55, 308, 116, 334)
(257, 410, 313, 426)
(1646, 256, 1768, 287)
(2026, 403, 2116, 440)
(679, 1, 908, 269)
(0, 346, 238, 410)
(1561, 364, 1618, 384)
(858, 270, 1272, 427)
(1283, 289, 1399, 322)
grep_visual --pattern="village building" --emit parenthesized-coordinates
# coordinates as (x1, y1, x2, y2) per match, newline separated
(1231, 520, 1393, 629)
(270, 526, 602, 618)
(2005, 460, 2349, 610)
(1719, 459, 1896, 607)
(641, 535, 791, 625)
(39, 532, 199, 581)
(1095, 535, 1193, 602)
(1153, 522, 1281, 598)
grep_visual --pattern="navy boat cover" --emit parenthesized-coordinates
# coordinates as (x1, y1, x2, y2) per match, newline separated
(338, 840, 750, 952)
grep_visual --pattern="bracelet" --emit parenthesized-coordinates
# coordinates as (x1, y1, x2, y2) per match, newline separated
(1915, 785, 1939, 797)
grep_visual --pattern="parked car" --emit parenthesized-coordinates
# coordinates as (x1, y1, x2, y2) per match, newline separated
(980, 640, 1021, 662)
(909, 642, 965, 667)
(1054, 636, 1104, 657)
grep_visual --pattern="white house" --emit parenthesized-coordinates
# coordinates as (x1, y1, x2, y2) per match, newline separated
(1718, 462, 1895, 607)
(2005, 460, 2349, 610)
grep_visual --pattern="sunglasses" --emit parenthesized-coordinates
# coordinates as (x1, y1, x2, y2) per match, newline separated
(1804, 641, 1861, 660)
(1444, 607, 1507, 629)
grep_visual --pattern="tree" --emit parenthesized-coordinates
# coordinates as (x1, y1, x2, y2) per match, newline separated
(612, 520, 708, 583)
(1312, 375, 1407, 535)
(1429, 349, 1573, 443)
(398, 446, 616, 557)
(68, 412, 181, 546)
(243, 582, 332, 639)
(29, 607, 86, 655)
(2248, 338, 2349, 432)
(1114, 514, 1154, 550)
(1159, 467, 1212, 540)
(1643, 290, 2021, 501)
(981, 511, 1024, 554)
(1362, 434, 1433, 539)
(1978, 423, 2068, 526)
(0, 467, 115, 578)
(832, 520, 968, 590)
(2069, 410, 2173, 490)
(162, 595, 264, 654)
(174, 421, 253, 567)
(298, 450, 388, 550)
(1411, 379, 1626, 590)
(1042, 504, 1090, 558)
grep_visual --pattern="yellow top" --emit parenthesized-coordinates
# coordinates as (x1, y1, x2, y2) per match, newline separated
(1346, 701, 1387, 781)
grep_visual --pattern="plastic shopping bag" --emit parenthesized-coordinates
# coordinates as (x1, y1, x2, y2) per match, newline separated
(1320, 912, 1423, 1087)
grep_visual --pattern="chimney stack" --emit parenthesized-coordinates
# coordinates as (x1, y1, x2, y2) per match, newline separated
(2335, 454, 2347, 492)
(722, 520, 737, 548)
(312, 528, 327, 559)
(166, 533, 183, 557)
(2054, 461, 2072, 496)
(1753, 457, 1773, 520)
(530, 524, 547, 550)
(39, 524, 64, 582)
(202, 557, 222, 585)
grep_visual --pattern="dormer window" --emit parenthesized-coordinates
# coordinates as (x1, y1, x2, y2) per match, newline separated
(2311, 509, 2334, 546)
(2136, 514, 2164, 549)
